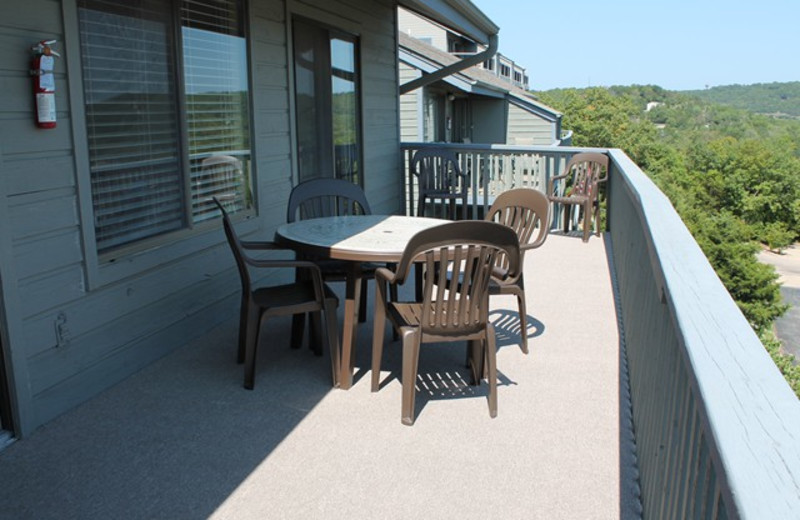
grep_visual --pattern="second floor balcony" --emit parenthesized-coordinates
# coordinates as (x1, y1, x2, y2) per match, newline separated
(1, 144, 798, 518)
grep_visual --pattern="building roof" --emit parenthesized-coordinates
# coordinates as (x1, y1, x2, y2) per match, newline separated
(398, 32, 562, 122)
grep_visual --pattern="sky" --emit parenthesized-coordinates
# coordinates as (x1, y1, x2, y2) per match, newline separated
(474, 0, 800, 91)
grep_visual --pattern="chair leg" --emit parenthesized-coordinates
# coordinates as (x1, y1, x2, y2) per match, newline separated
(290, 313, 305, 349)
(467, 339, 483, 384)
(324, 300, 341, 387)
(389, 280, 399, 341)
(237, 299, 248, 364)
(562, 204, 571, 234)
(371, 285, 387, 392)
(485, 325, 498, 418)
(414, 263, 423, 301)
(401, 329, 420, 426)
(515, 283, 529, 355)
(582, 201, 591, 242)
(594, 200, 602, 237)
(244, 307, 261, 390)
(309, 311, 324, 356)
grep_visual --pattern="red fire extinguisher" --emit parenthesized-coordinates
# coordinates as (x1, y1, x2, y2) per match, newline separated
(30, 40, 59, 129)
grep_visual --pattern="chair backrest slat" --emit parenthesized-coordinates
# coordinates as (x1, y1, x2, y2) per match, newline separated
(485, 188, 550, 275)
(287, 178, 371, 223)
(562, 152, 609, 198)
(411, 148, 464, 192)
(404, 221, 520, 336)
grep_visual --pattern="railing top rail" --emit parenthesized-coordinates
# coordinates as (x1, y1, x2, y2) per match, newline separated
(401, 142, 605, 155)
(608, 148, 800, 518)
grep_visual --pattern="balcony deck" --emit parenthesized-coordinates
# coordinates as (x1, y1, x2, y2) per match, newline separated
(0, 233, 640, 519)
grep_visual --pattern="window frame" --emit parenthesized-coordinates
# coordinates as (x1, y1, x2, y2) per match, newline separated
(64, 0, 257, 288)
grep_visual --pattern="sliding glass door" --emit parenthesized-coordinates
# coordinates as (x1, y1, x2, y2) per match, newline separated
(293, 17, 361, 184)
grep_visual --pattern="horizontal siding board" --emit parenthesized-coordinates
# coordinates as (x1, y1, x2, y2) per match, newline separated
(251, 18, 286, 44)
(19, 265, 84, 318)
(9, 194, 77, 240)
(253, 134, 291, 157)
(1, 116, 73, 156)
(14, 229, 83, 280)
(251, 0, 285, 22)
(251, 41, 287, 65)
(256, 111, 290, 136)
(254, 63, 288, 88)
(296, 0, 392, 31)
(0, 0, 63, 35)
(254, 88, 289, 111)
(21, 244, 234, 357)
(3, 153, 75, 195)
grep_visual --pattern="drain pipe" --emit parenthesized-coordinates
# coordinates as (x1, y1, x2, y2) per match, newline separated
(399, 33, 499, 95)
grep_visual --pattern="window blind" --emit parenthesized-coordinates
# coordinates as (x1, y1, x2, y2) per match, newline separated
(79, 0, 252, 253)
(182, 0, 251, 222)
(79, 0, 184, 253)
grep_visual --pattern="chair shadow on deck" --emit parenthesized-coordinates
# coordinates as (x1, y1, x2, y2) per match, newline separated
(489, 309, 545, 350)
(371, 342, 518, 424)
(368, 308, 543, 424)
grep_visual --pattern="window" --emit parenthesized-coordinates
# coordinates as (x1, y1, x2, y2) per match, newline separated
(78, 0, 252, 254)
(293, 17, 361, 184)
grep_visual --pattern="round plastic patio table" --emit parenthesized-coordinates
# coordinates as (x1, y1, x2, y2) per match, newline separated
(275, 214, 446, 389)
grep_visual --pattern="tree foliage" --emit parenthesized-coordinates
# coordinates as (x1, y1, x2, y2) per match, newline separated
(685, 82, 800, 119)
(537, 85, 800, 394)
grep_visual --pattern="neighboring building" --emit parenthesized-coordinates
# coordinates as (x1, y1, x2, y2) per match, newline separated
(399, 7, 527, 89)
(398, 8, 562, 145)
(0, 0, 499, 438)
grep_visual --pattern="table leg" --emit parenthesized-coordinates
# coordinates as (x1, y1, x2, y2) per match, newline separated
(339, 263, 362, 390)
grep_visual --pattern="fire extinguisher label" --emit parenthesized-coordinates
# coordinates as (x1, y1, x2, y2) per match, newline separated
(39, 55, 55, 91)
(36, 93, 56, 123)
(40, 73, 55, 92)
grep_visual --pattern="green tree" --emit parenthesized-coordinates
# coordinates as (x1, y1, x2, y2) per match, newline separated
(537, 84, 795, 344)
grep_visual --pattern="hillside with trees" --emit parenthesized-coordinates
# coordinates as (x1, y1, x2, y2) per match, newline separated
(683, 82, 800, 119)
(535, 85, 800, 396)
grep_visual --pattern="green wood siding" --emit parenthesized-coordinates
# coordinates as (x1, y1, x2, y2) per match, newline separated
(506, 102, 556, 145)
(0, 0, 401, 435)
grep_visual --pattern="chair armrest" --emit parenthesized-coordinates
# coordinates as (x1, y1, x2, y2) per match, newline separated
(241, 240, 282, 250)
(491, 265, 510, 280)
(246, 256, 328, 300)
(374, 266, 398, 285)
(548, 172, 572, 197)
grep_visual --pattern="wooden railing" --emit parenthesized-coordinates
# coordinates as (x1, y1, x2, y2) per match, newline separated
(400, 142, 800, 519)
(401, 143, 581, 220)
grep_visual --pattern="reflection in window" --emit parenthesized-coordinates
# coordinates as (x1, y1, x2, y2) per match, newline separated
(183, 1, 252, 222)
(78, 0, 252, 253)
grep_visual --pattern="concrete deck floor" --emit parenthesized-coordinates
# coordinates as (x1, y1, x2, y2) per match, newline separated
(0, 233, 641, 519)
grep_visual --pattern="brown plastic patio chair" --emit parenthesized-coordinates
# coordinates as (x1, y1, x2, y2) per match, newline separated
(214, 198, 340, 389)
(484, 188, 550, 354)
(547, 152, 609, 242)
(370, 221, 520, 425)
(287, 178, 390, 326)
(410, 148, 468, 220)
